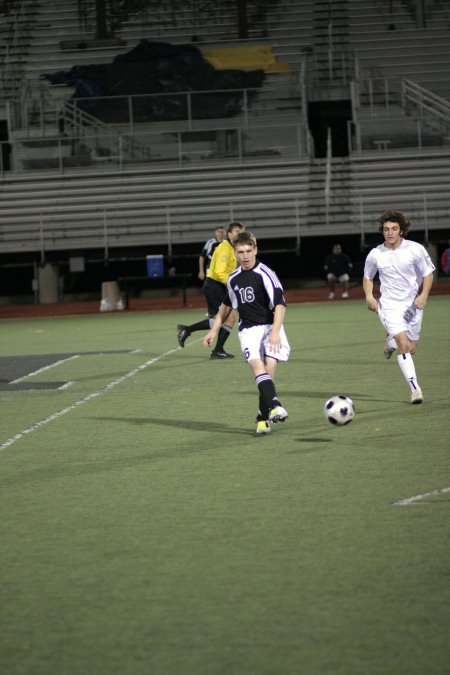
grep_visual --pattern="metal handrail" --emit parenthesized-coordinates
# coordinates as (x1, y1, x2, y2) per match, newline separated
(11, 76, 304, 135)
(62, 100, 152, 162)
(401, 78, 450, 135)
(1, 119, 308, 175)
(67, 86, 257, 131)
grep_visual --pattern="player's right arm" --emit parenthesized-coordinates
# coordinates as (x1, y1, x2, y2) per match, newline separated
(269, 304, 286, 353)
(363, 276, 378, 312)
(198, 254, 206, 280)
(203, 303, 231, 348)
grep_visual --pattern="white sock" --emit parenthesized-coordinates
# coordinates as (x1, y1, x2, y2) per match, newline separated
(397, 353, 420, 392)
(388, 337, 396, 350)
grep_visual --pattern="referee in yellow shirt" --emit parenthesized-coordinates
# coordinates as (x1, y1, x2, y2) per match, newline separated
(177, 222, 244, 358)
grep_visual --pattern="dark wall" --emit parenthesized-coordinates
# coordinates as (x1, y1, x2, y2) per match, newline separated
(0, 235, 383, 298)
(1, 228, 448, 299)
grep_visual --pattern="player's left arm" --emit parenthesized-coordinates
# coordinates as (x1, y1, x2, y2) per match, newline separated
(269, 304, 286, 353)
(414, 272, 433, 310)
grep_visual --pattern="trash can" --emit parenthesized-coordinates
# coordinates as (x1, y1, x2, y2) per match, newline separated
(38, 263, 59, 304)
(100, 281, 124, 312)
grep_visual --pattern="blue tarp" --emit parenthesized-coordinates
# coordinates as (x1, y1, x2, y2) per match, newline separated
(41, 40, 265, 122)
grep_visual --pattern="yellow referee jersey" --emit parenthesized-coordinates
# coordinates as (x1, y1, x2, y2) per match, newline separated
(206, 239, 237, 285)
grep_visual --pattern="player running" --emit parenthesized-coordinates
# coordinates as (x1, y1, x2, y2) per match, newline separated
(363, 209, 435, 404)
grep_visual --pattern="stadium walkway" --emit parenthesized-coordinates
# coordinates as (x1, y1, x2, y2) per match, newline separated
(1, 281, 449, 319)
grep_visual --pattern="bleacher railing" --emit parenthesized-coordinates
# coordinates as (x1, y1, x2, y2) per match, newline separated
(63, 87, 262, 134)
(1, 121, 310, 176)
(401, 78, 450, 137)
(353, 74, 450, 128)
(350, 74, 403, 119)
(347, 116, 448, 156)
(349, 74, 450, 155)
(9, 78, 305, 135)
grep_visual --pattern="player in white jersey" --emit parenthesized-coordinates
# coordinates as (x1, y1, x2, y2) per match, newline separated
(363, 210, 435, 404)
(203, 231, 290, 434)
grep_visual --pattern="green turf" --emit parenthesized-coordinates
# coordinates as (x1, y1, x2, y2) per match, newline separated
(0, 299, 449, 674)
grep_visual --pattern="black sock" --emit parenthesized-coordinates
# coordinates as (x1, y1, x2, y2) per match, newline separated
(214, 326, 231, 352)
(187, 319, 210, 333)
(255, 373, 278, 414)
(258, 394, 269, 422)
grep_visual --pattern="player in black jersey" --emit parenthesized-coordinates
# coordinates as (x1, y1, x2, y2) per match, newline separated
(198, 226, 225, 281)
(204, 231, 290, 434)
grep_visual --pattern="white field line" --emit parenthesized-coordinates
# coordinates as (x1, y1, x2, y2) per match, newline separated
(393, 486, 450, 506)
(10, 355, 81, 383)
(1, 347, 180, 451)
(58, 381, 74, 390)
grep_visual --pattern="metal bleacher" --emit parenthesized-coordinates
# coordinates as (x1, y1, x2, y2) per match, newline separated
(0, 0, 449, 262)
(0, 162, 311, 253)
(350, 154, 450, 234)
(349, 0, 450, 100)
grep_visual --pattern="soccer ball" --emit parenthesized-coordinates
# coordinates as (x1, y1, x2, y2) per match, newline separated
(324, 395, 355, 426)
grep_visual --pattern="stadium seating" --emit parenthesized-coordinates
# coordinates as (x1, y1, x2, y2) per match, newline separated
(1, 0, 449, 266)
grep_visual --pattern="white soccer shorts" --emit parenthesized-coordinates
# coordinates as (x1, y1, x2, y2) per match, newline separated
(238, 324, 291, 363)
(378, 299, 423, 342)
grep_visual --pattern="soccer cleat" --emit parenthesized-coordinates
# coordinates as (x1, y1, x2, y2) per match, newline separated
(410, 389, 423, 404)
(256, 420, 271, 435)
(384, 343, 395, 359)
(328, 292, 335, 300)
(269, 405, 288, 423)
(177, 324, 190, 348)
(210, 350, 234, 359)
(341, 291, 349, 299)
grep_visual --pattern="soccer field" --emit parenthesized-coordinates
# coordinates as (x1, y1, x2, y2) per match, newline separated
(0, 298, 449, 675)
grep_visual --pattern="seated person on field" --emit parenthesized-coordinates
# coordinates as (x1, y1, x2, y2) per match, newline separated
(324, 244, 353, 299)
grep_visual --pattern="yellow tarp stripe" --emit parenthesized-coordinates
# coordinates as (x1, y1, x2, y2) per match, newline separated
(201, 45, 291, 72)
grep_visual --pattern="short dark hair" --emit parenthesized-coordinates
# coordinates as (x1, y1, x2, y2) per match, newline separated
(232, 231, 257, 248)
(378, 209, 411, 236)
(227, 221, 244, 234)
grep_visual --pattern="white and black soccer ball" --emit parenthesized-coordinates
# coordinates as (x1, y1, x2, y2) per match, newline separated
(324, 395, 355, 426)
